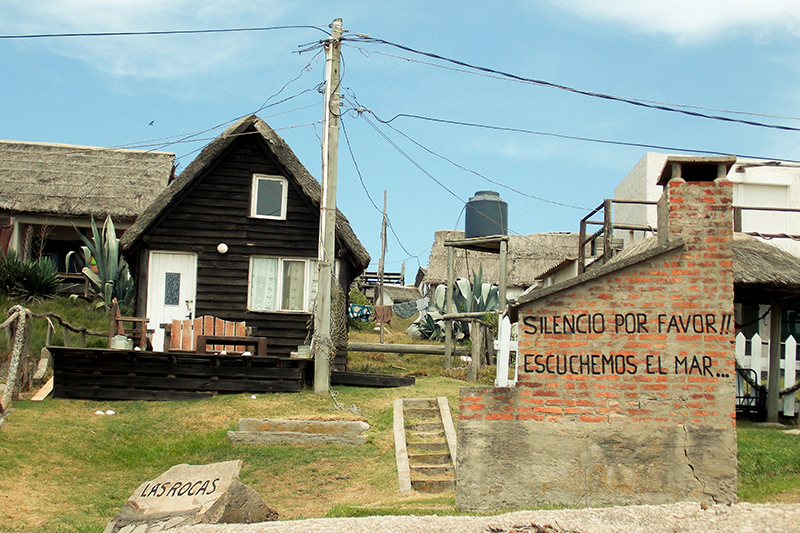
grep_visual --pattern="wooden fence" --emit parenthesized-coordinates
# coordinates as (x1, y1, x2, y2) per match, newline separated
(735, 331, 799, 417)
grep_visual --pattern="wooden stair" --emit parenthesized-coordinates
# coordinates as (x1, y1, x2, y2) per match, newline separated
(394, 397, 457, 493)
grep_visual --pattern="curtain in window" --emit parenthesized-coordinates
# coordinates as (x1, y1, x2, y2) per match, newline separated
(282, 260, 306, 310)
(250, 257, 278, 311)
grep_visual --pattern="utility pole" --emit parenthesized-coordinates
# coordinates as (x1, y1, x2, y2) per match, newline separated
(314, 18, 343, 395)
(378, 191, 387, 343)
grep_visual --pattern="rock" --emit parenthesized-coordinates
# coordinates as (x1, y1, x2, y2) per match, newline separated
(104, 460, 277, 533)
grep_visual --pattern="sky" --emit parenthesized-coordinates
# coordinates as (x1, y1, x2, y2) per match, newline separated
(3, 1, 800, 281)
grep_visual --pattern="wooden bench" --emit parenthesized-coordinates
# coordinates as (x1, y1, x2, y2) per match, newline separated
(162, 316, 255, 354)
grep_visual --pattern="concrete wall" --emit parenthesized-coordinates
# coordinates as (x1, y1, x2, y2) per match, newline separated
(457, 170, 737, 511)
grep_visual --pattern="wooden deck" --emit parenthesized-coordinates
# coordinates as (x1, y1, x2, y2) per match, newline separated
(49, 346, 307, 401)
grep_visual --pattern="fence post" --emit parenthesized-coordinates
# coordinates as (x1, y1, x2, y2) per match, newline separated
(784, 336, 798, 417)
(751, 332, 763, 384)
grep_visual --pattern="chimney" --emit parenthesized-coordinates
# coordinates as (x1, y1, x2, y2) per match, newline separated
(656, 155, 736, 248)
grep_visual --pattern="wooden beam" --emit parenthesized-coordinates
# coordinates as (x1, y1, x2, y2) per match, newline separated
(348, 342, 468, 355)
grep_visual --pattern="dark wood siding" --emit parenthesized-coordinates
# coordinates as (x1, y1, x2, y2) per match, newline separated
(145, 132, 323, 356)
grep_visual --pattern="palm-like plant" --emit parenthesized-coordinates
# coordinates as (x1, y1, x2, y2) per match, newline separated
(66, 216, 135, 312)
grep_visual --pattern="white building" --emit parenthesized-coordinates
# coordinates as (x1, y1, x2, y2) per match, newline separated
(614, 152, 800, 257)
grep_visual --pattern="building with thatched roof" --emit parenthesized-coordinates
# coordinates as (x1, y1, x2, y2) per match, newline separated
(0, 139, 174, 273)
(424, 230, 578, 299)
(121, 115, 370, 356)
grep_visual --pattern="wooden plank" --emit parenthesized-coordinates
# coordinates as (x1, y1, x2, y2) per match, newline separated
(31, 377, 54, 401)
(53, 386, 212, 401)
(331, 372, 415, 388)
(56, 373, 303, 392)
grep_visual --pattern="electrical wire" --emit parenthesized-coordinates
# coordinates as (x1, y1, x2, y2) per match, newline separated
(345, 35, 800, 133)
(341, 117, 427, 265)
(0, 25, 330, 39)
(369, 111, 800, 165)
(343, 44, 800, 124)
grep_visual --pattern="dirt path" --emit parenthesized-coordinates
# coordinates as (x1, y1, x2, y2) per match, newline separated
(176, 502, 800, 533)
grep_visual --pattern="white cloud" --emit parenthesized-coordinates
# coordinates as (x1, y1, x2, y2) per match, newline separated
(0, 0, 313, 78)
(549, 0, 800, 41)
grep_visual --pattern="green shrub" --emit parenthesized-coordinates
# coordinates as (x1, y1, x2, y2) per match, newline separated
(0, 250, 22, 295)
(13, 257, 62, 301)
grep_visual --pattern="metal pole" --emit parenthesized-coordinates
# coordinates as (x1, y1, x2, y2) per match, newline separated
(314, 18, 343, 395)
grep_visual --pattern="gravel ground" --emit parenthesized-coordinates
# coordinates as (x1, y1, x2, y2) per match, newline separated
(174, 502, 800, 533)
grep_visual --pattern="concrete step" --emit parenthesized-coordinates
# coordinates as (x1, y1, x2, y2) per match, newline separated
(407, 422, 441, 432)
(410, 464, 454, 477)
(408, 452, 451, 465)
(404, 407, 440, 419)
(408, 430, 444, 440)
(407, 442, 448, 453)
(404, 398, 435, 409)
(411, 479, 455, 493)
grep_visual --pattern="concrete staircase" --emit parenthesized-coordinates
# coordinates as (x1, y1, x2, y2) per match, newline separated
(393, 397, 457, 493)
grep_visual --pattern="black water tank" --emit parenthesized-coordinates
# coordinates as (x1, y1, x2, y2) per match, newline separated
(465, 190, 508, 238)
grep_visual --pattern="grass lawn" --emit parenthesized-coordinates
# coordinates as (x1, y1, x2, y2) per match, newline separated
(0, 298, 799, 532)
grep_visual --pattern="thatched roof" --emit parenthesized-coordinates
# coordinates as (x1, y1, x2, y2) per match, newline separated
(0, 140, 174, 220)
(425, 230, 579, 287)
(381, 285, 422, 303)
(120, 115, 370, 272)
(733, 233, 800, 299)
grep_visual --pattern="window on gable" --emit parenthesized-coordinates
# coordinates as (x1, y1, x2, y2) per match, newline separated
(248, 256, 318, 312)
(251, 174, 288, 219)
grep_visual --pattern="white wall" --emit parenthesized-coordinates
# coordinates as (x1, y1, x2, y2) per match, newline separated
(614, 153, 800, 257)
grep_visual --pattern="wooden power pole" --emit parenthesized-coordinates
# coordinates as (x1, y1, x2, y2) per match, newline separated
(378, 191, 387, 344)
(314, 18, 343, 395)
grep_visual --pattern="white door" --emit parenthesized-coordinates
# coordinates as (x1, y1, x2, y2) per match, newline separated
(146, 251, 197, 351)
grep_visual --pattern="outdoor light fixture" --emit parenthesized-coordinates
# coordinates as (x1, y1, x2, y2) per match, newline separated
(217, 243, 228, 254)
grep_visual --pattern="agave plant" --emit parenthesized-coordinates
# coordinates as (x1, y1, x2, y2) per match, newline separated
(66, 215, 135, 312)
(406, 268, 499, 341)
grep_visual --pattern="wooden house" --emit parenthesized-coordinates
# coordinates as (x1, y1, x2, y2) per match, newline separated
(0, 140, 174, 280)
(120, 115, 370, 356)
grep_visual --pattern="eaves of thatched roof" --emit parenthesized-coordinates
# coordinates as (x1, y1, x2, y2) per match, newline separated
(425, 230, 579, 287)
(120, 115, 370, 272)
(0, 140, 174, 220)
(381, 284, 422, 303)
(733, 233, 800, 300)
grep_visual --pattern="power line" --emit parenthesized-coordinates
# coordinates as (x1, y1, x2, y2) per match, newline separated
(343, 44, 800, 124)
(349, 105, 588, 211)
(370, 111, 800, 164)
(341, 117, 424, 265)
(345, 35, 800, 133)
(0, 25, 330, 40)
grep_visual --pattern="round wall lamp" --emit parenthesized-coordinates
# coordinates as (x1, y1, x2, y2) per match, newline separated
(217, 243, 228, 254)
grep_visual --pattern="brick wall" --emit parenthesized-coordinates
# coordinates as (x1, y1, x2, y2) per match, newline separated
(456, 168, 737, 511)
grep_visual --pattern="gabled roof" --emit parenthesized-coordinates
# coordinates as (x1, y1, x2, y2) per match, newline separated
(425, 230, 579, 287)
(120, 115, 370, 271)
(0, 140, 174, 220)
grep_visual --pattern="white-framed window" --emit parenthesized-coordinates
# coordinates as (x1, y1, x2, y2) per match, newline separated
(248, 257, 318, 312)
(251, 174, 288, 219)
